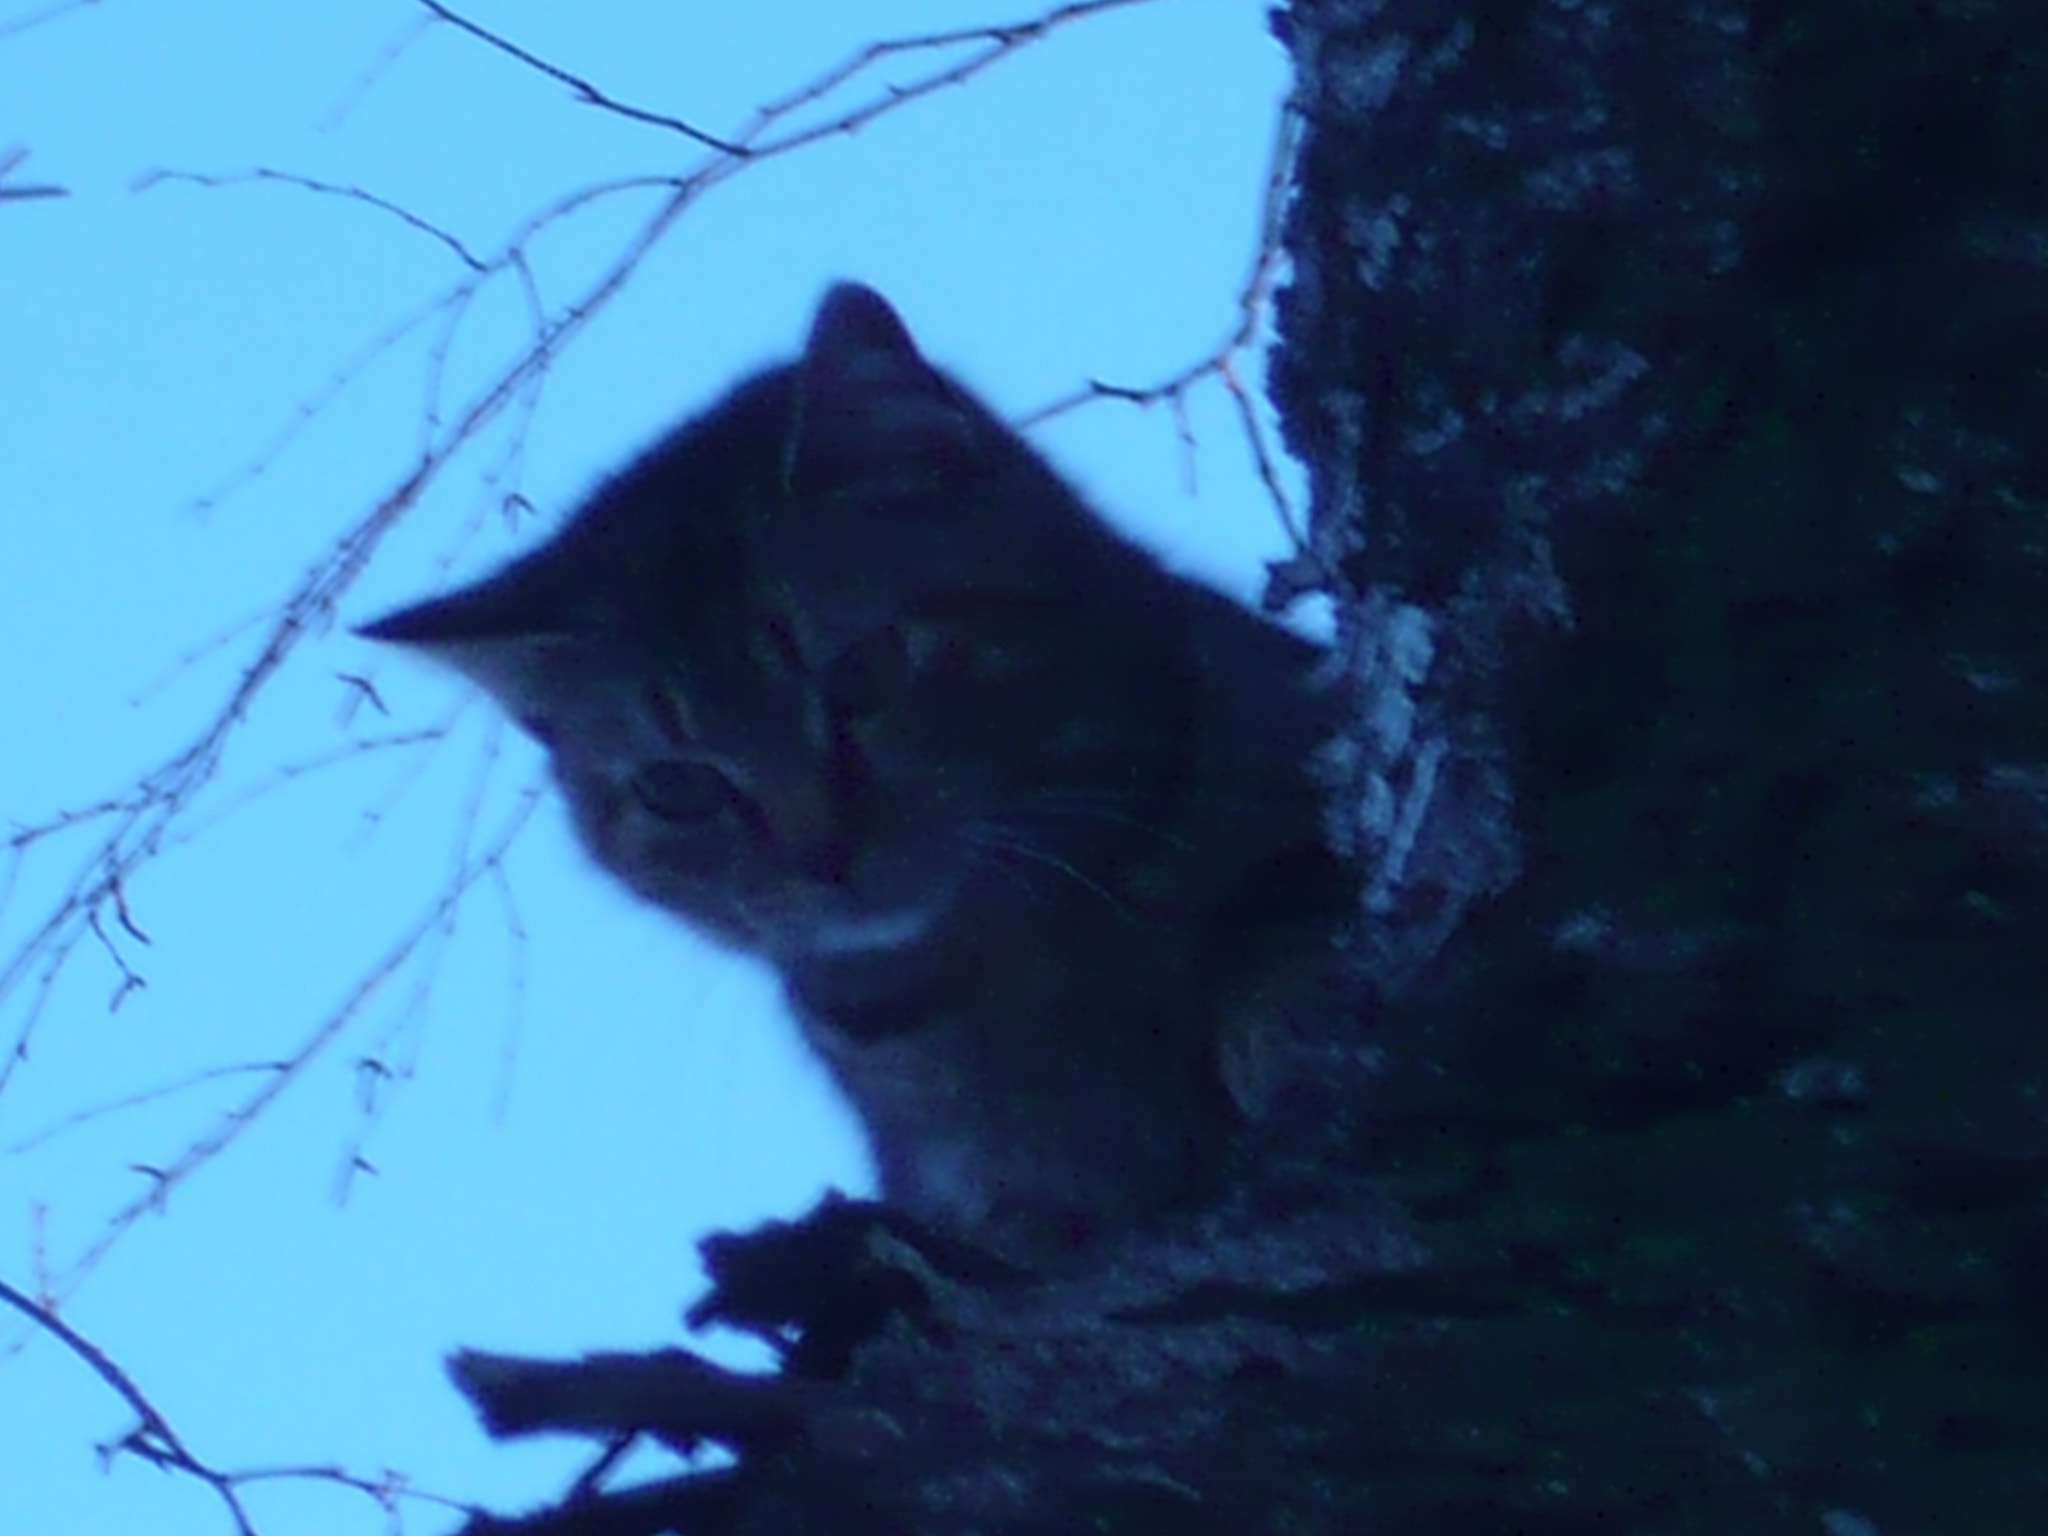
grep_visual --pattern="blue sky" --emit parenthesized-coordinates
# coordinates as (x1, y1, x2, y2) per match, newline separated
(0, 3, 1295, 1530)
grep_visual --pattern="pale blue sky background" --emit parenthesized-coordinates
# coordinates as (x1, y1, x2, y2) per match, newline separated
(0, 3, 1296, 1530)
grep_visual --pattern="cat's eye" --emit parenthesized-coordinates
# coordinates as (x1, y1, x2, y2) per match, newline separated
(629, 762, 734, 823)
(824, 626, 912, 717)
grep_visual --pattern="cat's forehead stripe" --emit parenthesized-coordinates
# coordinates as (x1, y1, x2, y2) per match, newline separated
(646, 677, 698, 744)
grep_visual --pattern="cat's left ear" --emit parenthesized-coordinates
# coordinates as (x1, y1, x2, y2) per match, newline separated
(798, 283, 981, 460)
(801, 283, 965, 412)
(805, 282, 924, 374)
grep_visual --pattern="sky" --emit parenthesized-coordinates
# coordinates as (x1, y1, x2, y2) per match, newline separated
(0, 2, 1297, 1531)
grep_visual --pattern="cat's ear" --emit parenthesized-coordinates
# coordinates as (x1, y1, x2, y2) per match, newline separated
(356, 564, 571, 723)
(356, 558, 559, 648)
(804, 283, 924, 375)
(802, 283, 961, 409)
(798, 283, 980, 460)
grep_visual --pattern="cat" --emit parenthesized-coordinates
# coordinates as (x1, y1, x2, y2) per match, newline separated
(360, 284, 1350, 1259)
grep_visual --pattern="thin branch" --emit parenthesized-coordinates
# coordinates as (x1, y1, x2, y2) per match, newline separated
(414, 0, 743, 154)
(1016, 95, 1307, 551)
(0, 143, 66, 199)
(741, 0, 1159, 161)
(228, 1462, 472, 1520)
(742, 0, 1156, 138)
(352, 700, 475, 838)
(317, 12, 436, 133)
(0, 0, 98, 43)
(40, 786, 544, 1303)
(0, 1275, 478, 1529)
(135, 166, 486, 270)
(329, 726, 516, 1202)
(84, 909, 145, 1012)
(486, 859, 530, 1125)
(126, 605, 274, 708)
(336, 673, 389, 719)
(0, 1275, 261, 1536)
(181, 285, 460, 520)
(6, 1061, 289, 1153)
(2, 288, 557, 1084)
(165, 728, 447, 849)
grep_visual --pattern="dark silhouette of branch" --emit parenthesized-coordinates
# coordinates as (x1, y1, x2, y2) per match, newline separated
(1020, 95, 1307, 555)
(737, 0, 1157, 149)
(5, 1061, 291, 1154)
(0, 0, 97, 43)
(0, 144, 66, 199)
(2, 1274, 473, 1531)
(132, 166, 487, 269)
(0, 1275, 261, 1534)
(28, 784, 542, 1305)
(449, 1348, 816, 1455)
(413, 1, 744, 154)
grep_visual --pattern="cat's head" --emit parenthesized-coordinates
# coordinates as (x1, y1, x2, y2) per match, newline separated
(360, 284, 1193, 963)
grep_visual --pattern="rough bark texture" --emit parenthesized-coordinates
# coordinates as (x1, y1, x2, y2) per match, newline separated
(450, 3, 2048, 1531)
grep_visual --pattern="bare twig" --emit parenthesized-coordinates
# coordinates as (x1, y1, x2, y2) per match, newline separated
(1018, 96, 1307, 549)
(741, 0, 1155, 137)
(0, 143, 66, 199)
(741, 0, 1155, 141)
(33, 786, 542, 1305)
(486, 859, 530, 1125)
(0, 1274, 263, 1535)
(336, 673, 390, 719)
(317, 12, 436, 132)
(414, 0, 743, 154)
(0, 1275, 477, 1530)
(134, 166, 486, 270)
(6, 1061, 290, 1153)
(330, 727, 518, 1201)
(0, 1, 99, 43)
(84, 909, 145, 1012)
(165, 728, 448, 849)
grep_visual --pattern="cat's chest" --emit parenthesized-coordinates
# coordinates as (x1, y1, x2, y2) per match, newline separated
(784, 929, 1237, 1254)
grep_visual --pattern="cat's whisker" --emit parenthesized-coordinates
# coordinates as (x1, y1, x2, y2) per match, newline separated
(1023, 795, 1195, 852)
(1015, 779, 1188, 830)
(966, 828, 1136, 921)
(954, 835, 1061, 907)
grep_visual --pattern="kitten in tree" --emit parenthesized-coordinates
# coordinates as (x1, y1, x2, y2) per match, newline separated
(361, 285, 1348, 1258)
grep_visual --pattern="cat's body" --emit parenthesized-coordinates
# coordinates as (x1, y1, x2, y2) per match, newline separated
(362, 286, 1347, 1257)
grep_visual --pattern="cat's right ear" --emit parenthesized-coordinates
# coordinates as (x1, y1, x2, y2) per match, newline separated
(355, 560, 552, 649)
(356, 566, 566, 724)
